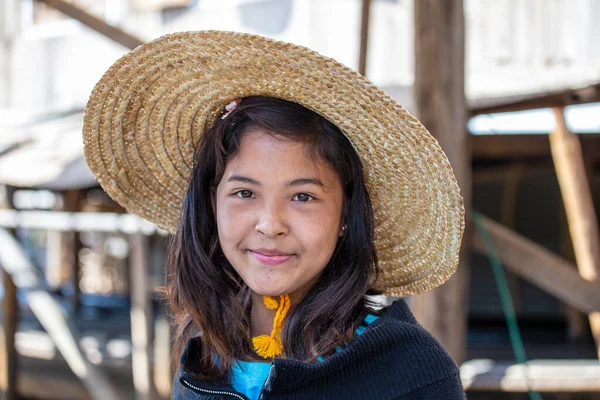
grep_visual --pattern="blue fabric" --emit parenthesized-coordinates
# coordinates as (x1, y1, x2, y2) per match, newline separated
(231, 314, 379, 400)
(230, 360, 272, 400)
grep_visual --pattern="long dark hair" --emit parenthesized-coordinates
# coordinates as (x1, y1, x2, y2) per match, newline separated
(166, 96, 379, 380)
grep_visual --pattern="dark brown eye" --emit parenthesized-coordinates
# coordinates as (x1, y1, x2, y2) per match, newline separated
(293, 193, 313, 202)
(235, 190, 254, 199)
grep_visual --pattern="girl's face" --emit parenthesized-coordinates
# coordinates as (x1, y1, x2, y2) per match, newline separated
(215, 129, 344, 301)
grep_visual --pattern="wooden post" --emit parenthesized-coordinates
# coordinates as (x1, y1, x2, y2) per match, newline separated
(358, 0, 372, 76)
(501, 163, 524, 314)
(0, 186, 18, 400)
(0, 5, 20, 395)
(153, 314, 172, 398)
(129, 233, 156, 400)
(64, 190, 83, 311)
(0, 269, 18, 400)
(550, 107, 600, 357)
(561, 142, 598, 341)
(411, 0, 470, 364)
(46, 190, 82, 296)
(561, 205, 588, 340)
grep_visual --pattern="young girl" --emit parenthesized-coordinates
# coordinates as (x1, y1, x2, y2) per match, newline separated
(83, 31, 465, 399)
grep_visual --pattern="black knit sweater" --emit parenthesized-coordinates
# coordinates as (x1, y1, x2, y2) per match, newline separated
(172, 299, 465, 399)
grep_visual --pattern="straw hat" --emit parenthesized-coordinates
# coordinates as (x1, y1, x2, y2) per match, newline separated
(82, 30, 465, 297)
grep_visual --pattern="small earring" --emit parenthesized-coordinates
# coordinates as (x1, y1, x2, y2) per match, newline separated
(340, 224, 347, 237)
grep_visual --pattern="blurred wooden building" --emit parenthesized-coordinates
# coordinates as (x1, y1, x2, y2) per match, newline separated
(0, 0, 600, 399)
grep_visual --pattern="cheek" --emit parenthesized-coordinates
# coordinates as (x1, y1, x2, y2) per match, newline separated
(216, 204, 240, 243)
(297, 217, 339, 258)
(216, 202, 255, 248)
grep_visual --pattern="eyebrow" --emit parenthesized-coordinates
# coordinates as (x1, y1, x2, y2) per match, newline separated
(227, 175, 260, 185)
(227, 175, 324, 188)
(286, 178, 324, 188)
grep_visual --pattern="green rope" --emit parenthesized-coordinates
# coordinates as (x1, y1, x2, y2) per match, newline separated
(472, 211, 543, 400)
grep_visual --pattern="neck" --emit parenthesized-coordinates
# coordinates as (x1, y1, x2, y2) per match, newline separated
(250, 292, 277, 337)
(249, 289, 309, 337)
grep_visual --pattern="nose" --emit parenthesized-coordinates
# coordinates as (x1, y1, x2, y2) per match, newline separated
(255, 203, 289, 238)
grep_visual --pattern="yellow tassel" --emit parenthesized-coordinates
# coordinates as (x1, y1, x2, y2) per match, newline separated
(252, 335, 282, 359)
(252, 294, 291, 359)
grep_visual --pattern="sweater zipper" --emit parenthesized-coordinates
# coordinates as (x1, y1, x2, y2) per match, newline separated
(180, 377, 247, 400)
(258, 364, 275, 400)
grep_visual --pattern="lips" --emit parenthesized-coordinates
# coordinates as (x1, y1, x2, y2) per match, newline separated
(250, 248, 294, 266)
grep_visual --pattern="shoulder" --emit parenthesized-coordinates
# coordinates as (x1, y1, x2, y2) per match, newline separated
(271, 299, 464, 399)
(353, 299, 463, 396)
(368, 299, 460, 371)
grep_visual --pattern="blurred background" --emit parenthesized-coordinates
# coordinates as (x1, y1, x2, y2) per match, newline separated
(0, 0, 599, 399)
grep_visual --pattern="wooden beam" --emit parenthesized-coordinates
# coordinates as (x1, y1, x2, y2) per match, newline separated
(0, 209, 164, 234)
(19, 362, 93, 400)
(472, 214, 600, 314)
(461, 359, 600, 392)
(470, 82, 600, 116)
(550, 107, 600, 358)
(358, 0, 372, 76)
(0, 228, 120, 400)
(17, 355, 139, 400)
(472, 133, 600, 162)
(473, 160, 555, 184)
(38, 0, 144, 50)
(411, 0, 470, 364)
(13, 329, 137, 399)
(472, 134, 551, 160)
(129, 233, 156, 400)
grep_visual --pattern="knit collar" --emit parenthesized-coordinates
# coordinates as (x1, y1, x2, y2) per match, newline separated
(179, 300, 409, 382)
(177, 299, 456, 398)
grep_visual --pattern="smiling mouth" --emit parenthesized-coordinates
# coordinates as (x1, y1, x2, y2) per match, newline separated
(249, 250, 293, 266)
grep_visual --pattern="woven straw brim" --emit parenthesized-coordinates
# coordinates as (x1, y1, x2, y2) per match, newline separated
(83, 31, 465, 297)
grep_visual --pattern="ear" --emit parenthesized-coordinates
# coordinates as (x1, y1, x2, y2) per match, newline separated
(339, 223, 347, 237)
(339, 198, 349, 237)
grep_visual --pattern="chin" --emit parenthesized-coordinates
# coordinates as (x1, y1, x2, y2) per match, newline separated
(249, 284, 290, 298)
(253, 289, 289, 297)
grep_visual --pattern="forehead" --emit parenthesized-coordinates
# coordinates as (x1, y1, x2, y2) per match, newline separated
(224, 129, 339, 186)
